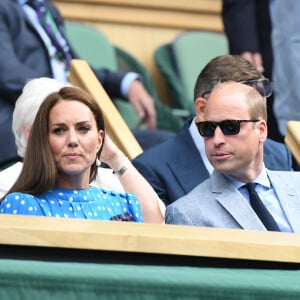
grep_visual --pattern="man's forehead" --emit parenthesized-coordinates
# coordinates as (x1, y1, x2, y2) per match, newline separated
(205, 83, 250, 115)
(210, 81, 252, 97)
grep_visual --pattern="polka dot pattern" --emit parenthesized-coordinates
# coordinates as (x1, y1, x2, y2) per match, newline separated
(0, 187, 143, 222)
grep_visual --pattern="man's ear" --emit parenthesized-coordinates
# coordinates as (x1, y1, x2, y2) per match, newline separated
(194, 97, 207, 122)
(258, 120, 268, 143)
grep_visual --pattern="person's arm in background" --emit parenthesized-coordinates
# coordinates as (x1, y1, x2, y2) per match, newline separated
(222, 0, 264, 73)
(100, 135, 164, 223)
(0, 1, 54, 103)
(92, 68, 157, 129)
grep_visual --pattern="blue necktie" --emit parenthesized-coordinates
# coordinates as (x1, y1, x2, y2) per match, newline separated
(245, 183, 280, 231)
(27, 0, 73, 68)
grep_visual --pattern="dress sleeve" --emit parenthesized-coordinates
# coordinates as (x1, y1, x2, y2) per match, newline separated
(0, 193, 44, 216)
(124, 192, 144, 223)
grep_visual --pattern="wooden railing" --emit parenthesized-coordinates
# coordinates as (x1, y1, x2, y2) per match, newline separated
(0, 214, 299, 268)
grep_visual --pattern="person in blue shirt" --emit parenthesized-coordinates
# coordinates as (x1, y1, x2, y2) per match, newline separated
(0, 86, 160, 222)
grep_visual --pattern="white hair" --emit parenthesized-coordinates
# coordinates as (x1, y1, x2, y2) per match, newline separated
(12, 77, 70, 157)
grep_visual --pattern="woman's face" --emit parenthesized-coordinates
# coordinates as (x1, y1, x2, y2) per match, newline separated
(48, 100, 103, 183)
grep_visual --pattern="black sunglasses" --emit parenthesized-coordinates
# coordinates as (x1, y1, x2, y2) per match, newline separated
(239, 78, 273, 98)
(196, 119, 260, 137)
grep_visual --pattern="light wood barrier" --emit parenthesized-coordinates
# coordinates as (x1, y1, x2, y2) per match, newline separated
(68, 59, 143, 160)
(0, 214, 300, 268)
(285, 121, 300, 165)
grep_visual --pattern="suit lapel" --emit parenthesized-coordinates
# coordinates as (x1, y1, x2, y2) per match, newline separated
(20, 2, 43, 36)
(212, 172, 266, 230)
(167, 120, 210, 195)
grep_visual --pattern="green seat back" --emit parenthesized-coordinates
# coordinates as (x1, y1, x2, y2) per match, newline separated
(172, 31, 228, 111)
(155, 31, 228, 113)
(154, 43, 192, 112)
(65, 21, 117, 70)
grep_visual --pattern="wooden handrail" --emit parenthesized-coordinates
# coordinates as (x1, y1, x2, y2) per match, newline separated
(0, 214, 299, 265)
(68, 59, 143, 160)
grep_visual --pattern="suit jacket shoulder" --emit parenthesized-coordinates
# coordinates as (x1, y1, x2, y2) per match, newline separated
(133, 118, 209, 205)
(264, 139, 292, 171)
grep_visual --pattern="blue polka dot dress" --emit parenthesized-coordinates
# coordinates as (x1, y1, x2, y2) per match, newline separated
(0, 186, 143, 222)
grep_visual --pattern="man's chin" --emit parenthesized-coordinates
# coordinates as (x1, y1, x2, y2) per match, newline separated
(211, 158, 229, 169)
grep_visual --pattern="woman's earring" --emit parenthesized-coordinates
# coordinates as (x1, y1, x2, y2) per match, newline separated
(96, 158, 101, 167)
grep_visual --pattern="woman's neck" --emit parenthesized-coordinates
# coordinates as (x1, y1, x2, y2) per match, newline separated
(56, 173, 90, 190)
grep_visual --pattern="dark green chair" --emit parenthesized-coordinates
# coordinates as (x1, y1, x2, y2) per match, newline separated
(65, 21, 184, 132)
(155, 31, 229, 114)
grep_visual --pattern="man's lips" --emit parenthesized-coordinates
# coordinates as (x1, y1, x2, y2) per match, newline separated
(211, 152, 231, 160)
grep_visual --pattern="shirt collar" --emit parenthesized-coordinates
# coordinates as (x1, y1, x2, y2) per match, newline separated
(226, 165, 271, 190)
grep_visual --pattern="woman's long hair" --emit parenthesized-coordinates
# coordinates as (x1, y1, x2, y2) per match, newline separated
(1, 86, 105, 200)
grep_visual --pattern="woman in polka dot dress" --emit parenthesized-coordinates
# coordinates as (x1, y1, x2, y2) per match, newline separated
(0, 86, 148, 222)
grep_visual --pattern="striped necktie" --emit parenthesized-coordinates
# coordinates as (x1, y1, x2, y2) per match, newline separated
(26, 0, 73, 68)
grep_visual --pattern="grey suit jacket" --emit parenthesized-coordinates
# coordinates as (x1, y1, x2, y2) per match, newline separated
(165, 169, 300, 233)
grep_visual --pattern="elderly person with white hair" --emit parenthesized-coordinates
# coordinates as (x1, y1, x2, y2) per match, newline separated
(0, 78, 67, 196)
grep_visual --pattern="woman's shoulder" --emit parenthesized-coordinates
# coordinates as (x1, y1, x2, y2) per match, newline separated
(0, 192, 41, 215)
(3, 192, 35, 201)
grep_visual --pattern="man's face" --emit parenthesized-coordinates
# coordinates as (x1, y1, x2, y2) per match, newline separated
(202, 82, 267, 182)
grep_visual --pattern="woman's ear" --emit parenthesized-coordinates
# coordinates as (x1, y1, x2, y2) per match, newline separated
(194, 97, 207, 122)
(97, 130, 104, 146)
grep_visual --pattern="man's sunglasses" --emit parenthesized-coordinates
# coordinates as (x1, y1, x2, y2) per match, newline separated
(196, 119, 260, 137)
(239, 78, 273, 98)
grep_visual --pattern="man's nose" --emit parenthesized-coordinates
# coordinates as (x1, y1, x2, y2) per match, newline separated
(212, 126, 226, 144)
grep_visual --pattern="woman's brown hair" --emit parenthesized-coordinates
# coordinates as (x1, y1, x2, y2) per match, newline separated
(1, 86, 105, 199)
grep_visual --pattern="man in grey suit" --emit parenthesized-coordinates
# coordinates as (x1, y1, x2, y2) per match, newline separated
(133, 55, 293, 206)
(165, 81, 300, 232)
